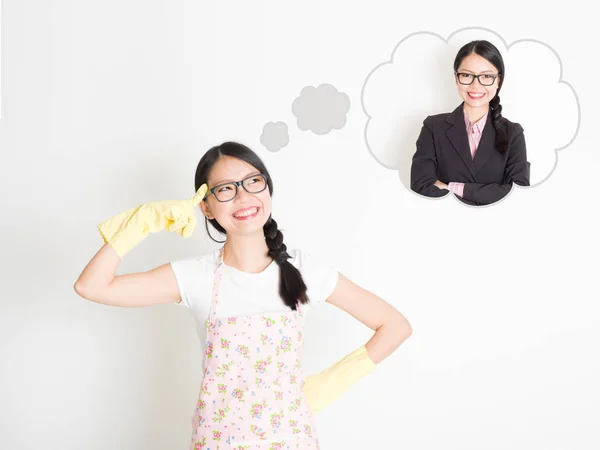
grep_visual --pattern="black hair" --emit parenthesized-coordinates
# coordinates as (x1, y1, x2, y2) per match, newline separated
(194, 141, 308, 310)
(454, 40, 508, 153)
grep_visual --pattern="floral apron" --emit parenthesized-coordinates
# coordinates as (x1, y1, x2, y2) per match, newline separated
(188, 247, 320, 450)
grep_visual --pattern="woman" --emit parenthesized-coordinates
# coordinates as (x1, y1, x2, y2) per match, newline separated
(74, 141, 412, 449)
(410, 40, 530, 206)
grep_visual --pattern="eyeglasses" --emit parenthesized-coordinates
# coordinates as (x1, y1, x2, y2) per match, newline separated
(455, 72, 500, 86)
(206, 173, 268, 202)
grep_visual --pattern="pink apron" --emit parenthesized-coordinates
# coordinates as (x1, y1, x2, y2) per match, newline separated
(188, 248, 320, 450)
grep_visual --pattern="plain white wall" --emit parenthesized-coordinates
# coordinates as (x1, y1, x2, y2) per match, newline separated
(1, 1, 598, 449)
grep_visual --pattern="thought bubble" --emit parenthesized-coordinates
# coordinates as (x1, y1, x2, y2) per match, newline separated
(260, 121, 289, 152)
(361, 27, 580, 201)
(292, 83, 351, 135)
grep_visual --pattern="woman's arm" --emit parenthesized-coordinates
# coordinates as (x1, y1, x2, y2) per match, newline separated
(302, 273, 411, 412)
(411, 117, 449, 198)
(326, 273, 412, 362)
(453, 124, 530, 205)
(74, 243, 181, 307)
(74, 185, 208, 306)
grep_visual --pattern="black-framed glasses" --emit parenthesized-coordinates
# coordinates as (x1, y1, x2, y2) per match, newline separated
(455, 72, 500, 86)
(206, 173, 268, 202)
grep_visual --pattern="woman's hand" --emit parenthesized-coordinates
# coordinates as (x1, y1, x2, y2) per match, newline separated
(97, 184, 208, 258)
(434, 180, 448, 190)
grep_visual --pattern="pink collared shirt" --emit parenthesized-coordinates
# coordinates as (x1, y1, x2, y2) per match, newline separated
(448, 109, 489, 198)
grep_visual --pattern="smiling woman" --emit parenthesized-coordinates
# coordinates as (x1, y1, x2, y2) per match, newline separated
(192, 143, 304, 309)
(73, 141, 413, 449)
(410, 40, 531, 206)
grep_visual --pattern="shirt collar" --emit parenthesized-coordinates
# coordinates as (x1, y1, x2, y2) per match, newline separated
(463, 108, 488, 133)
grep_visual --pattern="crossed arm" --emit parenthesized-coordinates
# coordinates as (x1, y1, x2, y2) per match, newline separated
(411, 119, 530, 205)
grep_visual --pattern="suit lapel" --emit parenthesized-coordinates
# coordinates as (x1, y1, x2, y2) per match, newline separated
(445, 103, 476, 178)
(472, 111, 496, 173)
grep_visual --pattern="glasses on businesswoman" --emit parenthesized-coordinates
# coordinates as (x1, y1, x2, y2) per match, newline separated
(455, 72, 499, 86)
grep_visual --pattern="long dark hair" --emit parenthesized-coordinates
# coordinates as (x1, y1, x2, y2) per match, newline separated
(454, 40, 508, 153)
(194, 141, 308, 310)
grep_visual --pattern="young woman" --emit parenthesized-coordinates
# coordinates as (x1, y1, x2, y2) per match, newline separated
(410, 40, 531, 206)
(74, 141, 412, 449)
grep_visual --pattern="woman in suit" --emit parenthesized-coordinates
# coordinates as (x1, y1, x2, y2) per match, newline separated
(410, 40, 530, 206)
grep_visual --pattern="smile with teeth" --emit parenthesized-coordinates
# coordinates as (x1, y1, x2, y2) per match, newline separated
(233, 207, 259, 218)
(468, 92, 485, 98)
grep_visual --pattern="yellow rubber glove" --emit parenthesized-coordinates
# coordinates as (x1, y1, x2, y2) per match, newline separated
(97, 184, 208, 258)
(303, 345, 376, 413)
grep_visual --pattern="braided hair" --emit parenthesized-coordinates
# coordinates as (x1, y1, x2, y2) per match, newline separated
(454, 40, 509, 153)
(194, 141, 309, 310)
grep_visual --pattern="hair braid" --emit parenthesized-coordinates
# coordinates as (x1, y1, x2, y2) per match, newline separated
(263, 217, 308, 310)
(490, 94, 509, 153)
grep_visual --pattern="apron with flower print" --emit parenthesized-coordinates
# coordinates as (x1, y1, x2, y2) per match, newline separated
(188, 247, 320, 450)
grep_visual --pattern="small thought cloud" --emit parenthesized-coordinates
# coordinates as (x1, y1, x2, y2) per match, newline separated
(292, 84, 351, 135)
(362, 27, 580, 195)
(260, 121, 289, 152)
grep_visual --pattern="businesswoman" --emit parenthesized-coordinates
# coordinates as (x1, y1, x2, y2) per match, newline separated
(410, 40, 530, 206)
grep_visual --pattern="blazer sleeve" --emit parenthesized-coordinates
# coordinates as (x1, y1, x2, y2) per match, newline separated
(460, 123, 530, 205)
(410, 116, 448, 198)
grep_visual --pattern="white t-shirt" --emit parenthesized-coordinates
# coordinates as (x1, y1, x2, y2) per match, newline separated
(170, 248, 339, 358)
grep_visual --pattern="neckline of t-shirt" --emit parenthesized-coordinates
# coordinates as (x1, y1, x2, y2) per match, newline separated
(216, 250, 277, 277)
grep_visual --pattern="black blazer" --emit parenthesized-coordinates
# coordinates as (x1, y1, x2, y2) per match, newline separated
(410, 103, 530, 206)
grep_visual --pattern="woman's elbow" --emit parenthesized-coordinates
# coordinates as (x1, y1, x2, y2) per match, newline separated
(74, 281, 95, 301)
(74, 280, 86, 296)
(410, 181, 422, 194)
(409, 170, 426, 194)
(391, 314, 413, 344)
(73, 280, 103, 303)
(400, 318, 413, 342)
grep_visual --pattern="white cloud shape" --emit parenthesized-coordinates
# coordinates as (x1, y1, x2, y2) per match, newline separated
(260, 121, 289, 152)
(361, 27, 580, 192)
(292, 83, 351, 135)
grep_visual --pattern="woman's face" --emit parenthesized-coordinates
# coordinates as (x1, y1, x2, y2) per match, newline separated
(455, 52, 501, 109)
(200, 156, 272, 237)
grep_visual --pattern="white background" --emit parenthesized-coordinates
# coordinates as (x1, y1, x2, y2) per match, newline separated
(1, 1, 598, 449)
